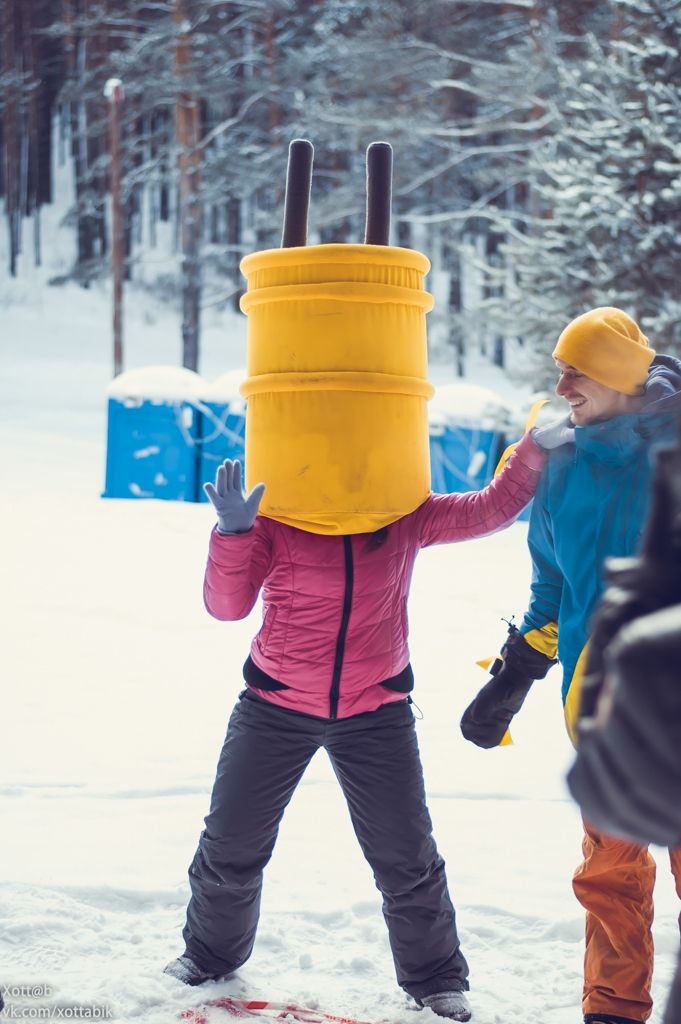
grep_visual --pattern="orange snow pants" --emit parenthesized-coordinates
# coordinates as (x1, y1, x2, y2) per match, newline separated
(573, 819, 681, 1022)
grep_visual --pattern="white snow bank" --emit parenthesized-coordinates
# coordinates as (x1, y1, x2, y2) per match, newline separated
(429, 381, 512, 431)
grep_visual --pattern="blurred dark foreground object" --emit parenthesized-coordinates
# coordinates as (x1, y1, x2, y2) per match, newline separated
(568, 433, 681, 843)
(567, 432, 681, 1024)
(569, 603, 681, 847)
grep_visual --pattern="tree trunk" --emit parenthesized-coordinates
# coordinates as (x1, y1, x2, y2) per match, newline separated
(174, 0, 202, 372)
(2, 0, 22, 275)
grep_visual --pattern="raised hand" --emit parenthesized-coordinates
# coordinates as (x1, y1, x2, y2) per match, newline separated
(531, 415, 574, 450)
(203, 459, 265, 535)
(460, 625, 556, 748)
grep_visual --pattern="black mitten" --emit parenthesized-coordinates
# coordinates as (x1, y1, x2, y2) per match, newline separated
(460, 625, 556, 749)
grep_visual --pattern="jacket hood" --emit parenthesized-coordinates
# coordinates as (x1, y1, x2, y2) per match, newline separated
(642, 353, 681, 409)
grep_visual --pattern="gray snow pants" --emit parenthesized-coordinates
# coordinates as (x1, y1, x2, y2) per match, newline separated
(183, 689, 469, 999)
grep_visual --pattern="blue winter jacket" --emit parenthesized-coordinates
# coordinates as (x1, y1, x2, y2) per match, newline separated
(520, 355, 681, 738)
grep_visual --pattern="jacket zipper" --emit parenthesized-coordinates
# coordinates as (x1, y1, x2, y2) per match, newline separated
(329, 535, 354, 719)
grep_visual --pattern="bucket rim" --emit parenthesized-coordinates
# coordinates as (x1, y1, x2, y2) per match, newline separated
(240, 243, 430, 277)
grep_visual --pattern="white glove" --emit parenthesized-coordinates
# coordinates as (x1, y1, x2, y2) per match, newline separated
(531, 415, 574, 450)
(203, 459, 265, 534)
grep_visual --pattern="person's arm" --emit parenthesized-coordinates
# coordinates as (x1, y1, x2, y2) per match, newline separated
(415, 432, 546, 547)
(203, 520, 273, 620)
(519, 472, 562, 652)
(202, 458, 272, 620)
(460, 475, 561, 748)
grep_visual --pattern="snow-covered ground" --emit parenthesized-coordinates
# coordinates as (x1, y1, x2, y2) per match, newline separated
(1, 281, 678, 1024)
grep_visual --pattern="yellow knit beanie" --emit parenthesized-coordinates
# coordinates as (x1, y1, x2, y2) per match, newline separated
(552, 307, 655, 395)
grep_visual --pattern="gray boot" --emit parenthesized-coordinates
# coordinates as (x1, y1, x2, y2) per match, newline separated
(163, 955, 217, 986)
(419, 991, 472, 1022)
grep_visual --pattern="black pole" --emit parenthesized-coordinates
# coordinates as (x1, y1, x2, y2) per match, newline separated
(281, 139, 314, 247)
(364, 141, 392, 245)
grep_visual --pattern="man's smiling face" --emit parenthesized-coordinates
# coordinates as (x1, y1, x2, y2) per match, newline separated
(554, 359, 637, 425)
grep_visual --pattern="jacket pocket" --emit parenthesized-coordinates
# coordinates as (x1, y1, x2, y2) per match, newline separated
(379, 663, 414, 693)
(259, 606, 277, 648)
(243, 655, 289, 691)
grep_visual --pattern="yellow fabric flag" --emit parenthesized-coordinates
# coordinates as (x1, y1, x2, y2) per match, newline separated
(493, 399, 549, 477)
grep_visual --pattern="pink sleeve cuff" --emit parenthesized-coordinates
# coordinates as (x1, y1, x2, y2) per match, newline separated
(513, 432, 547, 473)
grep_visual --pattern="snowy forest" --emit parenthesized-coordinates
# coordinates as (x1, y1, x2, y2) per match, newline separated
(1, 0, 680, 380)
(5, 5, 681, 1021)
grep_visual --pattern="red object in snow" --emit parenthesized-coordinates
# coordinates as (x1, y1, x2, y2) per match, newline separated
(180, 997, 376, 1024)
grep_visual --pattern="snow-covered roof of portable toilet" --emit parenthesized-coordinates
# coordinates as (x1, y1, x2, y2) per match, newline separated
(200, 369, 247, 412)
(428, 382, 513, 432)
(107, 366, 207, 401)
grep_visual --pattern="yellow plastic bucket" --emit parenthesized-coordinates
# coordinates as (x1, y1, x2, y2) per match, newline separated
(239, 243, 435, 535)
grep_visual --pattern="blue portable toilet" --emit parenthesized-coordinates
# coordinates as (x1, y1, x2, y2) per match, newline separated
(197, 369, 247, 502)
(428, 382, 512, 493)
(103, 366, 207, 501)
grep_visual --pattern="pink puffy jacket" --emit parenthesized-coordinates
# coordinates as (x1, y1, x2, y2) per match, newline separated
(204, 433, 545, 719)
